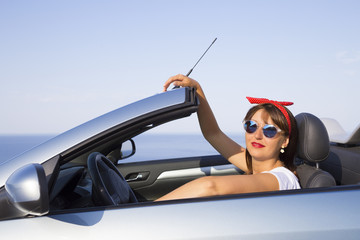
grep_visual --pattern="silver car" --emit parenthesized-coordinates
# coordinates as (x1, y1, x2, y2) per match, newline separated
(1, 87, 360, 239)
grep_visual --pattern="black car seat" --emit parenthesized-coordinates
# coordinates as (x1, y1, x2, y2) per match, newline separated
(295, 112, 336, 188)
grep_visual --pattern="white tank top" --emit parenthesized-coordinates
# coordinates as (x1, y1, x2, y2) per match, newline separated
(262, 167, 301, 190)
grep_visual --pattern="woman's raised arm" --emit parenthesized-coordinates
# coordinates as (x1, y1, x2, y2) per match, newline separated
(163, 74, 248, 172)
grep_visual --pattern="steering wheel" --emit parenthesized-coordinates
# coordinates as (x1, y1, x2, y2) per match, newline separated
(87, 152, 138, 206)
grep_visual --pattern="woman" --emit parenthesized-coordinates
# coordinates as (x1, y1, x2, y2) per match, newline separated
(157, 74, 300, 201)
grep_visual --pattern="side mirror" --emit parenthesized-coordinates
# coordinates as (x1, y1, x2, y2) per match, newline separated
(3, 164, 49, 219)
(106, 139, 136, 163)
(120, 139, 136, 159)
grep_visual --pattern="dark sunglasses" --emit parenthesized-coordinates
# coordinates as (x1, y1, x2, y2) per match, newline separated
(243, 120, 282, 138)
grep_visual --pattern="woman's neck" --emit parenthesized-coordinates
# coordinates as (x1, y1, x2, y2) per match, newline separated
(252, 158, 283, 174)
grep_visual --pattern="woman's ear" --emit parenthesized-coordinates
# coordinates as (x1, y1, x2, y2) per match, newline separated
(282, 137, 290, 148)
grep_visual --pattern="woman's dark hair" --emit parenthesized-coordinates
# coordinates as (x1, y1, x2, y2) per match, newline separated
(244, 103, 298, 173)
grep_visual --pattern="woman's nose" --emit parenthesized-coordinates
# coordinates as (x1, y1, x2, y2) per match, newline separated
(254, 127, 263, 139)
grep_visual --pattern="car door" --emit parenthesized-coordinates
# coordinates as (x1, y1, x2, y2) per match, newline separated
(120, 154, 244, 201)
(2, 186, 360, 239)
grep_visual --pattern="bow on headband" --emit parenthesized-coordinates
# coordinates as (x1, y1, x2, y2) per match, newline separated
(246, 97, 293, 136)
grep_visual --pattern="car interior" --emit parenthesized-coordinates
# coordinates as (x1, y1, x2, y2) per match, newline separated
(45, 112, 360, 212)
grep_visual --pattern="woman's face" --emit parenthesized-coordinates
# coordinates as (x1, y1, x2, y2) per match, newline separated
(245, 109, 289, 162)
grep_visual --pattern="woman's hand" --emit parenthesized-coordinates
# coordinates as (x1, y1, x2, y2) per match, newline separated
(163, 74, 199, 92)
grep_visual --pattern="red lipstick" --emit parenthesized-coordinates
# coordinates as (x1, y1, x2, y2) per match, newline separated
(251, 142, 265, 148)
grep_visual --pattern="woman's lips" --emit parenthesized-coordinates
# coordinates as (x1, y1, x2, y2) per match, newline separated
(251, 142, 265, 148)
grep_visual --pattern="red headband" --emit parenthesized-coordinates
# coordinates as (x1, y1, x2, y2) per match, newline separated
(246, 97, 293, 136)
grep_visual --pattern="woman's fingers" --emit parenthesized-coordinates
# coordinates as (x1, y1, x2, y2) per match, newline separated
(163, 74, 187, 91)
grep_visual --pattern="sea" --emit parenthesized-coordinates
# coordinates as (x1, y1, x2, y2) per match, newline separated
(0, 134, 245, 164)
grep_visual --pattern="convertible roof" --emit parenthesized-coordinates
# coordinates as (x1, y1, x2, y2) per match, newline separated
(321, 118, 360, 145)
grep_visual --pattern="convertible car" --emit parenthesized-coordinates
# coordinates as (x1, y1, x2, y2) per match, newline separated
(1, 87, 360, 239)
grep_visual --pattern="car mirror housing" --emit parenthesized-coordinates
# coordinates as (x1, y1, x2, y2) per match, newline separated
(0, 164, 49, 220)
(120, 139, 136, 160)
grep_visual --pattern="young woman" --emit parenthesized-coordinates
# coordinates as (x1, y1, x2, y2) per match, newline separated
(157, 74, 300, 201)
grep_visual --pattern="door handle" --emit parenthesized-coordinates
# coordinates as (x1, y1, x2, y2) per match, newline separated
(126, 172, 149, 182)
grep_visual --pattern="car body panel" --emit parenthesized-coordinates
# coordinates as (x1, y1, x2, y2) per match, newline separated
(1, 187, 360, 239)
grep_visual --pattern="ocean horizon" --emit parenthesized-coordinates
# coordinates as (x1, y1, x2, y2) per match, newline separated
(0, 133, 245, 164)
(0, 134, 55, 163)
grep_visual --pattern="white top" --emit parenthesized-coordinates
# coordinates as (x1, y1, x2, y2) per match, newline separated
(262, 167, 301, 190)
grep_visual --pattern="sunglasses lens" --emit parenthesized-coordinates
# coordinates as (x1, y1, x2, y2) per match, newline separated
(244, 120, 279, 138)
(263, 125, 278, 138)
(244, 120, 257, 134)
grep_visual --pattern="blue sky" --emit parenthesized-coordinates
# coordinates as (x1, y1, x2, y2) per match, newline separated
(1, 0, 359, 135)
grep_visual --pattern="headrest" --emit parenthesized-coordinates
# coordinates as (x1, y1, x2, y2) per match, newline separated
(295, 113, 330, 163)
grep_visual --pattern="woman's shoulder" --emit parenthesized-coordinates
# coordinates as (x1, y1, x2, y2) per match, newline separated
(263, 167, 301, 190)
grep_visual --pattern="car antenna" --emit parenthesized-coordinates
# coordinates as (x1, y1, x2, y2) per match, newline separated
(173, 37, 217, 89)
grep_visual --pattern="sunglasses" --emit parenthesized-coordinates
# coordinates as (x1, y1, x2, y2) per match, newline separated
(243, 120, 282, 138)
